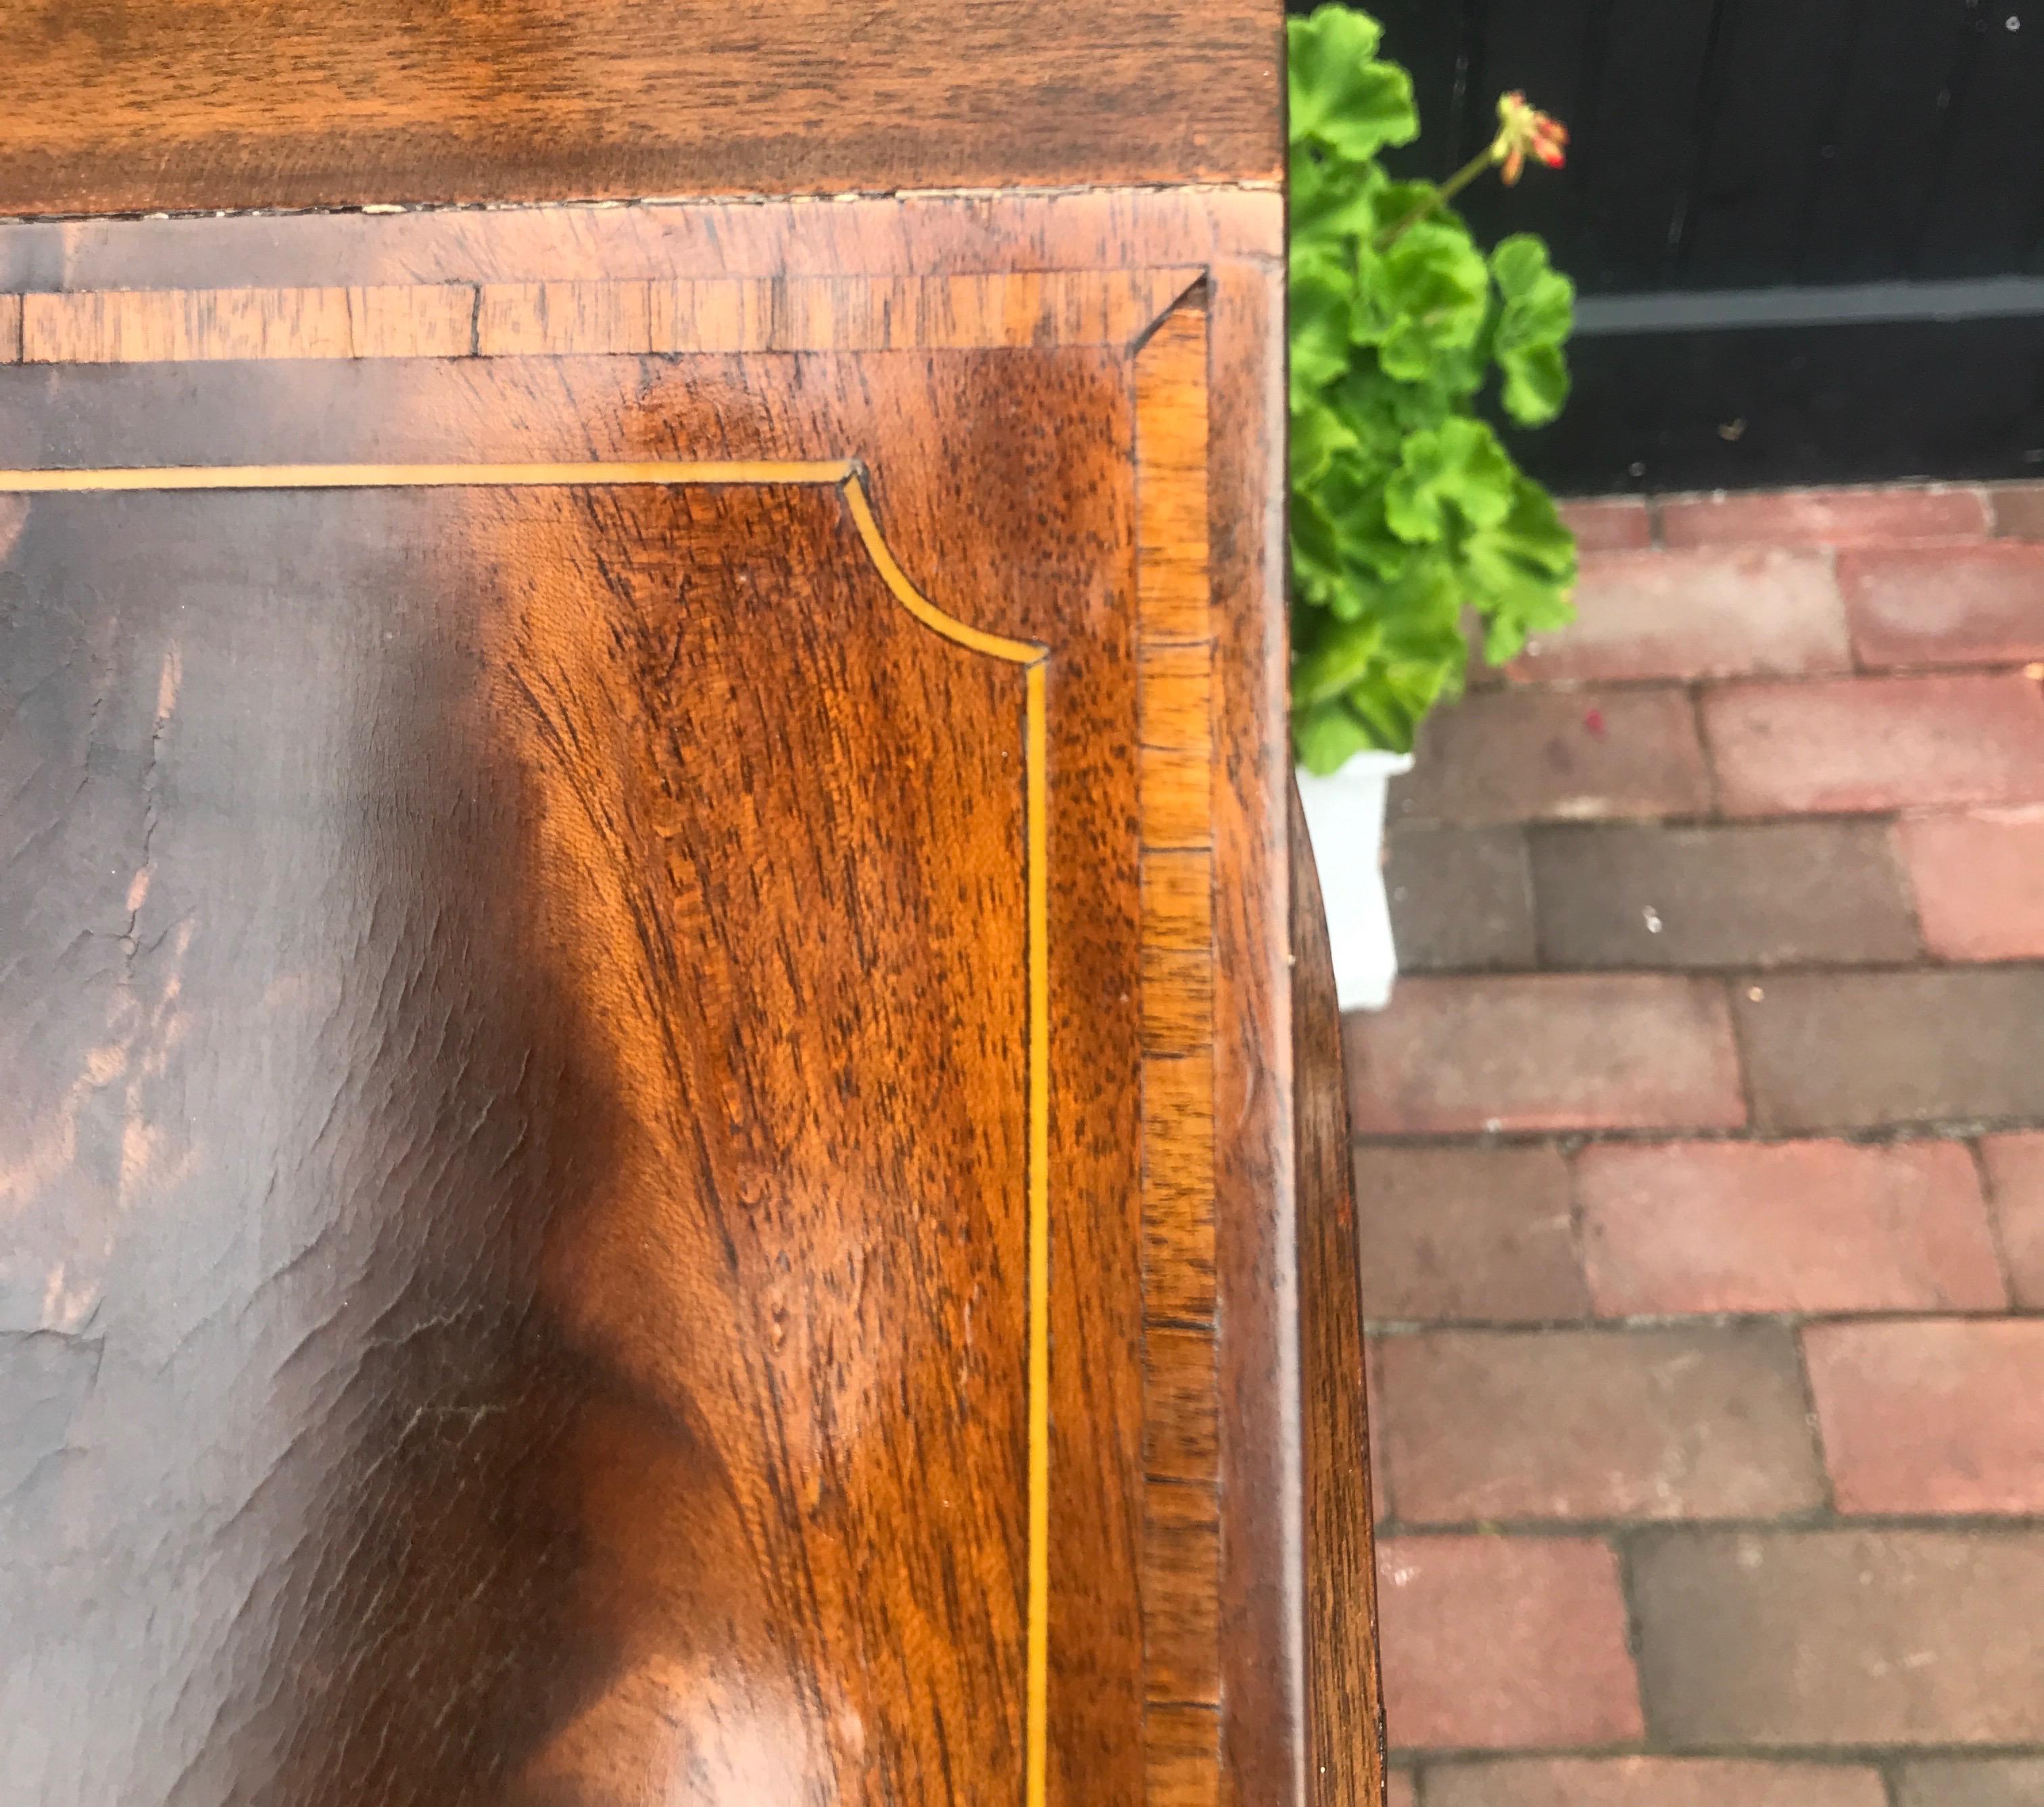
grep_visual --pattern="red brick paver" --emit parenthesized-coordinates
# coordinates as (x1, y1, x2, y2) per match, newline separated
(1357, 482, 2044, 1784)
(1895, 1757, 2044, 1807)
(1900, 808, 2044, 960)
(1384, 825, 1537, 972)
(1630, 1529, 2044, 1746)
(1734, 968, 2044, 1131)
(1345, 975, 1745, 1135)
(1991, 481, 2044, 538)
(1353, 1145, 1588, 1323)
(1981, 1133, 2044, 1306)
(1366, 1337, 1393, 1523)
(1376, 1326, 1823, 1523)
(1421, 1758, 1889, 1807)
(1375, 1537, 1643, 1749)
(1659, 485, 1989, 547)
(1576, 1140, 2005, 1316)
(1805, 1319, 2044, 1514)
(1527, 820, 1918, 970)
(1385, 1771, 1418, 1807)
(1843, 541, 2044, 668)
(1392, 688, 1711, 826)
(1559, 496, 1654, 552)
(1703, 673, 2044, 815)
(1511, 548, 1848, 683)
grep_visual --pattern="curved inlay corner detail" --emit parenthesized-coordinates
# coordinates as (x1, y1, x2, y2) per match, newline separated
(0, 454, 1055, 1807)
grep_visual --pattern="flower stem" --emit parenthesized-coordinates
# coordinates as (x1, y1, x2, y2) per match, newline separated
(1374, 143, 1501, 249)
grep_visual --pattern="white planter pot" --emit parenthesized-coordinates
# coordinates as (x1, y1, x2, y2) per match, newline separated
(1296, 749, 1414, 1013)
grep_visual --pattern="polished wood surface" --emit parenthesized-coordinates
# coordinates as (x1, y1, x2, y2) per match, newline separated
(1294, 787, 1390, 1807)
(0, 187, 1282, 294)
(0, 189, 1380, 1807)
(1134, 303, 1222, 1787)
(1203, 238, 1320, 1807)
(1, 362, 1119, 1806)
(0, 0, 1279, 216)
(3, 271, 1204, 365)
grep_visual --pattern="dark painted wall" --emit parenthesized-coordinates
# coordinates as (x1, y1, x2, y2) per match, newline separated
(1296, 0, 2044, 490)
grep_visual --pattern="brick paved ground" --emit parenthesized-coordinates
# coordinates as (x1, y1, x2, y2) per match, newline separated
(1352, 482, 2044, 1806)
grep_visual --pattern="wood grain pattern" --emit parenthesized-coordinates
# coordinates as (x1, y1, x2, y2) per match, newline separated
(0, 187, 1330, 1807)
(21, 283, 474, 364)
(475, 280, 650, 359)
(1140, 1053, 1220, 1327)
(1143, 1325, 1222, 1483)
(0, 189, 1282, 295)
(1140, 949, 1215, 1056)
(16, 271, 1202, 364)
(492, 476, 1043, 1804)
(0, 0, 1278, 216)
(0, 451, 1066, 1798)
(1141, 851, 1215, 951)
(475, 271, 1202, 357)
(1146, 1705, 1225, 1807)
(1133, 299, 1223, 1787)
(1140, 747, 1216, 850)
(2, 460, 1050, 1805)
(1136, 311, 1215, 649)
(0, 299, 1154, 1807)
(1203, 233, 1308, 1807)
(1292, 783, 1388, 1807)
(1141, 1483, 1225, 1706)
(1140, 645, 1216, 751)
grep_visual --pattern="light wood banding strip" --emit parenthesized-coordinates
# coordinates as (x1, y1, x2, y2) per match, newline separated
(477, 280, 654, 357)
(1140, 1053, 1218, 1326)
(1143, 1324, 1221, 1482)
(1138, 644, 1214, 751)
(1135, 312, 1213, 647)
(12, 270, 1203, 364)
(22, 284, 476, 363)
(1144, 1704, 1223, 1807)
(1140, 1483, 1223, 1706)
(1138, 747, 1214, 850)
(1133, 295, 1219, 1798)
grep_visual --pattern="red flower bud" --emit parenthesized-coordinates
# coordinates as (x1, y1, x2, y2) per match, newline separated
(1494, 91, 1570, 187)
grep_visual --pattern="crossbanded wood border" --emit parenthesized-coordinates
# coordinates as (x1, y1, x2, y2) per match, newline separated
(0, 270, 1203, 363)
(1131, 293, 1220, 1807)
(3, 263, 1236, 1806)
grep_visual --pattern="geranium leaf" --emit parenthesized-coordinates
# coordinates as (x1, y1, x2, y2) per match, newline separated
(1288, 9, 1420, 164)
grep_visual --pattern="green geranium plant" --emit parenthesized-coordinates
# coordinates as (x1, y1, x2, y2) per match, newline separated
(1290, 5, 1580, 770)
